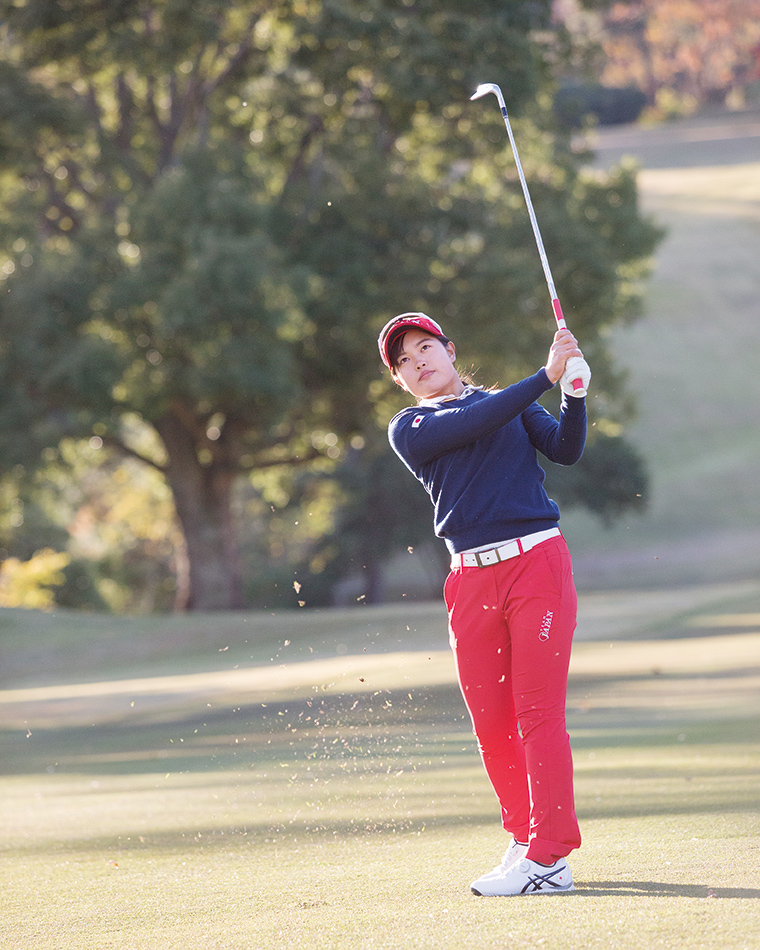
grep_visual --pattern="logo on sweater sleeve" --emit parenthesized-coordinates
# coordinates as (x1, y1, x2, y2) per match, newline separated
(411, 414, 424, 428)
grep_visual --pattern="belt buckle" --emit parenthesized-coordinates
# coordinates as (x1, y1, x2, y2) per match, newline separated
(476, 548, 500, 567)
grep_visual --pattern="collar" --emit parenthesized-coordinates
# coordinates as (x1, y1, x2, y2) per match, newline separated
(419, 384, 482, 408)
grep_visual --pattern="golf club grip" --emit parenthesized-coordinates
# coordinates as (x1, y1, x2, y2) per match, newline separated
(551, 297, 567, 330)
(552, 299, 585, 393)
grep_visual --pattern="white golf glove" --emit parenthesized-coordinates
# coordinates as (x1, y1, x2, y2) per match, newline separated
(560, 356, 591, 398)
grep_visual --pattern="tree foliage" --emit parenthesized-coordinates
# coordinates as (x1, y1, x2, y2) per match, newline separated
(0, 431, 181, 612)
(0, 547, 69, 610)
(557, 0, 760, 113)
(0, 1, 661, 609)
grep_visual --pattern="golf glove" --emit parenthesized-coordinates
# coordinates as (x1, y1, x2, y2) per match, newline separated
(560, 356, 591, 398)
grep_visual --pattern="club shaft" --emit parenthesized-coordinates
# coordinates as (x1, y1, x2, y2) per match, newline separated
(471, 84, 584, 389)
(496, 106, 558, 301)
(474, 85, 566, 328)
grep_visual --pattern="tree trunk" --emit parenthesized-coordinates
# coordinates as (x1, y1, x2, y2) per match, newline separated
(155, 411, 245, 611)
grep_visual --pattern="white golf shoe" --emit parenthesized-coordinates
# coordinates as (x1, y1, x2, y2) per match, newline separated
(471, 857, 574, 896)
(470, 839, 529, 892)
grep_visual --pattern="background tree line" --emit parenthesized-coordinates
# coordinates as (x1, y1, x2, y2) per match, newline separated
(0, 0, 660, 612)
(555, 0, 760, 124)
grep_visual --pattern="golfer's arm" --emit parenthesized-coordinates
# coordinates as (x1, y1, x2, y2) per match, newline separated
(390, 370, 553, 468)
(522, 395, 586, 465)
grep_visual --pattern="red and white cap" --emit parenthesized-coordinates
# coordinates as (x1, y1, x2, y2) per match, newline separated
(377, 312, 446, 369)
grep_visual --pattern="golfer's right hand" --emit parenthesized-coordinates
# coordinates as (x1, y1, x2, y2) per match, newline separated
(545, 329, 582, 383)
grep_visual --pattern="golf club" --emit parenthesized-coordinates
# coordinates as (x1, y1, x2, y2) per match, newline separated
(470, 82, 585, 394)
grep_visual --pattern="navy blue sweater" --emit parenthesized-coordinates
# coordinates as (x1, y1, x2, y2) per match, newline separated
(388, 369, 587, 553)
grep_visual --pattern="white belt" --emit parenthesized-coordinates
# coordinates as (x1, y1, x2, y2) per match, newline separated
(450, 527, 561, 569)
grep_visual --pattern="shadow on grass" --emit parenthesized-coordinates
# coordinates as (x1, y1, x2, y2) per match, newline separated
(575, 880, 760, 899)
(2, 681, 760, 778)
(5, 814, 496, 857)
(0, 685, 471, 776)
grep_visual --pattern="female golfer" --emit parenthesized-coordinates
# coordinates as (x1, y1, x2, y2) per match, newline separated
(378, 312, 590, 896)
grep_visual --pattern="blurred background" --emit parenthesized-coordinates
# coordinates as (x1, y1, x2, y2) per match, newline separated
(0, 0, 758, 615)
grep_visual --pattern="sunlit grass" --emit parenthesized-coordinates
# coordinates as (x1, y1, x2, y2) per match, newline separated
(1, 587, 759, 949)
(2, 728, 759, 949)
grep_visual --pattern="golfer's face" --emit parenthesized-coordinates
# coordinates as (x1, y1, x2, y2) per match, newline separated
(392, 329, 462, 400)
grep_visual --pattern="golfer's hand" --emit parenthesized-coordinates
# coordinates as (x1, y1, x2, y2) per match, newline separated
(545, 329, 583, 384)
(560, 355, 591, 398)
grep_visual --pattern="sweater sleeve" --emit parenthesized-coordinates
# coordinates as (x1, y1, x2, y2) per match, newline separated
(389, 369, 554, 470)
(521, 393, 587, 465)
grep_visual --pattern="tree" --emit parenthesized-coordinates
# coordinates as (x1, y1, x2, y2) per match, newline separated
(290, 434, 447, 607)
(558, 0, 760, 112)
(0, 432, 180, 611)
(0, 1, 660, 609)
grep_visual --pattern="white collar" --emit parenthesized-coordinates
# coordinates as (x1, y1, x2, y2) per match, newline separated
(419, 384, 481, 408)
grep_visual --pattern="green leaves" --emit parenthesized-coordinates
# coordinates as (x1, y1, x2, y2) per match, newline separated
(546, 433, 649, 527)
(112, 151, 306, 418)
(0, 0, 661, 608)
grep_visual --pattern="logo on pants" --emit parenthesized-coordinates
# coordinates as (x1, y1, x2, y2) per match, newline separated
(539, 610, 554, 641)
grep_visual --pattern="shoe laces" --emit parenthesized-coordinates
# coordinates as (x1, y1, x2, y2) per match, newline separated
(500, 840, 528, 870)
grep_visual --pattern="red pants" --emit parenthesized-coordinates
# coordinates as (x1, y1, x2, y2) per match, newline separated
(444, 534, 581, 865)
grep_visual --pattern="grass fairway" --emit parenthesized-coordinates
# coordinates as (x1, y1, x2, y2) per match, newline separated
(565, 108, 760, 589)
(1, 583, 759, 949)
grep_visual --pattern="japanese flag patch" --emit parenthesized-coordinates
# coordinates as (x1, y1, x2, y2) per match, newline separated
(411, 414, 425, 428)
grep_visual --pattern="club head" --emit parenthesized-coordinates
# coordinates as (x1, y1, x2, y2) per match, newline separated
(470, 83, 501, 101)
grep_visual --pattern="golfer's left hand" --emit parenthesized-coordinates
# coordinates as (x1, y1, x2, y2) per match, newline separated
(560, 355, 591, 397)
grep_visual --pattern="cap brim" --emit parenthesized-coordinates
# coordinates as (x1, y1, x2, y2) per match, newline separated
(378, 312, 444, 368)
